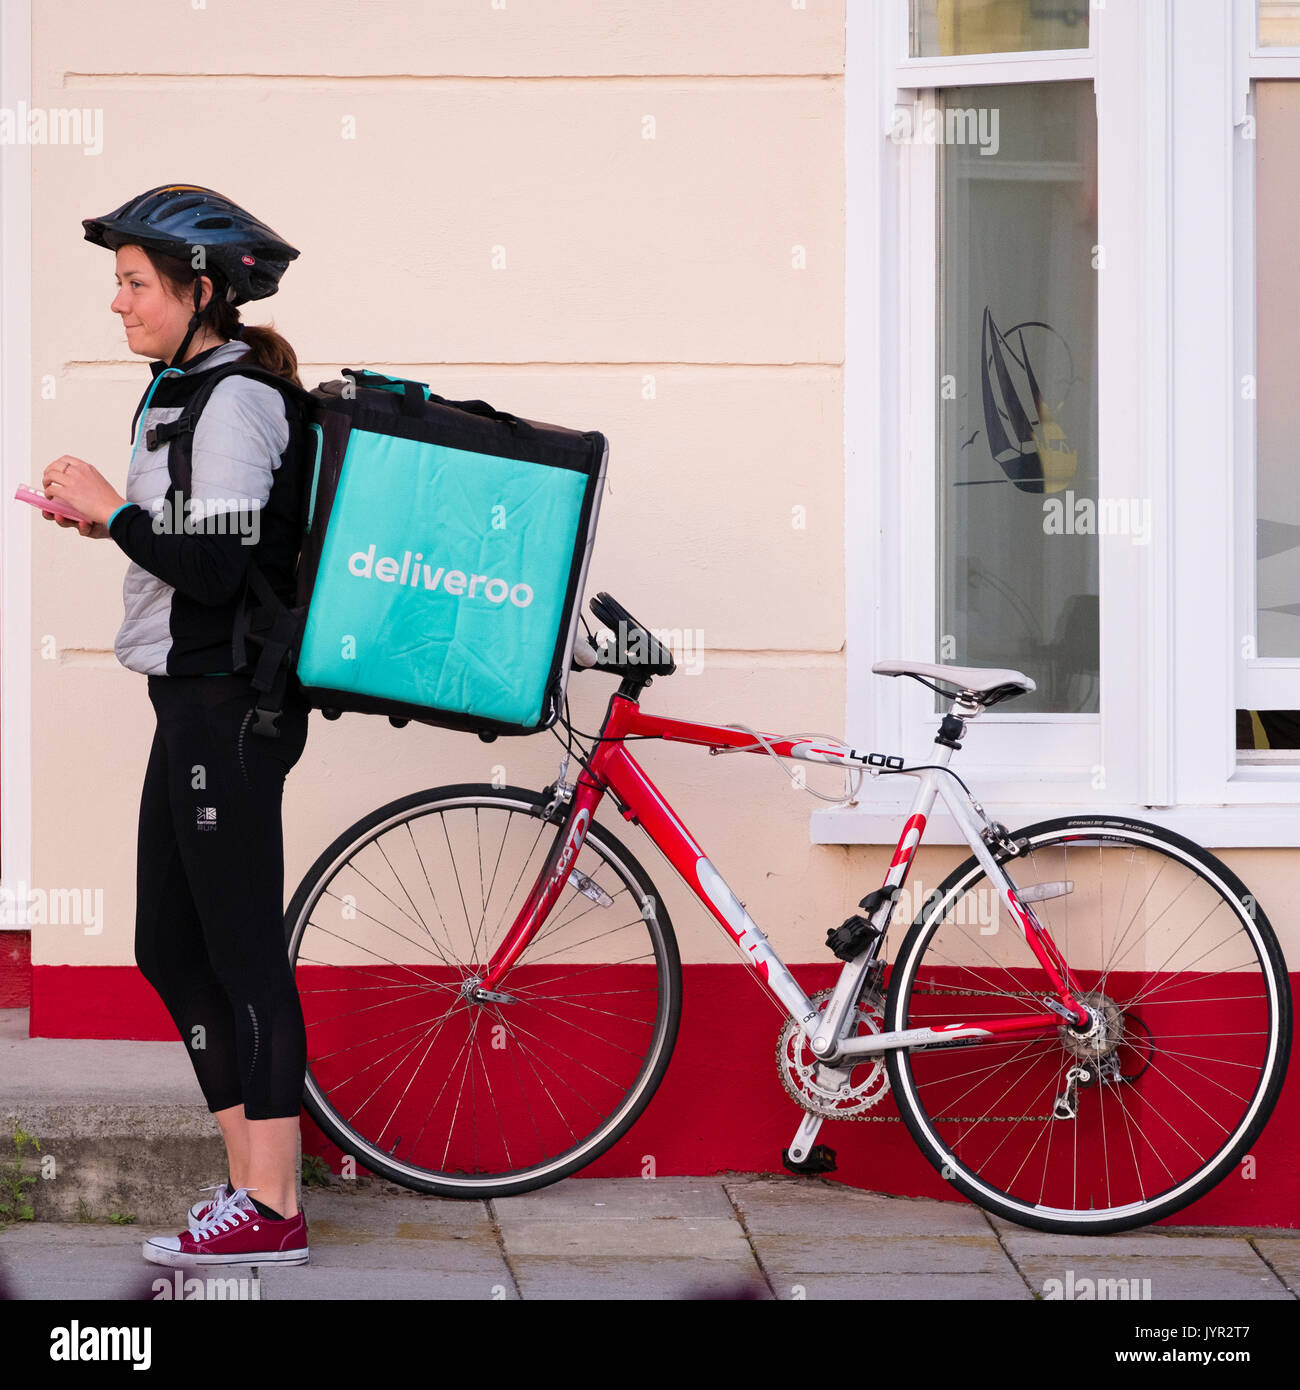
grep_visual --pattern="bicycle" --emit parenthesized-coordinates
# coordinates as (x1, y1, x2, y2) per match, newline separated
(284, 592, 1292, 1234)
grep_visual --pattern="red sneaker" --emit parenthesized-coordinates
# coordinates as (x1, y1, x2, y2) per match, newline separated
(143, 1188, 308, 1268)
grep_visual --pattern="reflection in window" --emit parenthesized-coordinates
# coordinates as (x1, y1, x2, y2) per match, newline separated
(1259, 1, 1300, 46)
(936, 84, 1098, 714)
(911, 0, 1090, 57)
(1237, 710, 1300, 751)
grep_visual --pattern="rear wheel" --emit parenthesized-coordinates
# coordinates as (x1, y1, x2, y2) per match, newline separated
(884, 817, 1291, 1233)
(285, 784, 682, 1197)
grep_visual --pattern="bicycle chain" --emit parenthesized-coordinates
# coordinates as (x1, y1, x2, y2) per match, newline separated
(836, 1114, 1057, 1123)
(911, 985, 1046, 1001)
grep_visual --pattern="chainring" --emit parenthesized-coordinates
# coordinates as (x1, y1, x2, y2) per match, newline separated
(777, 988, 891, 1120)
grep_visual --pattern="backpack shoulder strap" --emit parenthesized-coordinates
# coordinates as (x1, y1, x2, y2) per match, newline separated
(147, 362, 315, 740)
(151, 362, 314, 495)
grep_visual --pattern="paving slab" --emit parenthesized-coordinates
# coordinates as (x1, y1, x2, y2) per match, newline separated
(496, 1218, 748, 1259)
(725, 1179, 992, 1237)
(492, 1178, 737, 1221)
(0, 1223, 162, 1301)
(751, 1233, 1011, 1277)
(997, 1231, 1270, 1259)
(1253, 1238, 1300, 1295)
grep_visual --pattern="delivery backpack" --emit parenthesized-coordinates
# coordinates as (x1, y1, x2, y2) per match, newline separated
(150, 364, 608, 740)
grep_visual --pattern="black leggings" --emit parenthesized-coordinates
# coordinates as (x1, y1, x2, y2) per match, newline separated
(134, 673, 310, 1120)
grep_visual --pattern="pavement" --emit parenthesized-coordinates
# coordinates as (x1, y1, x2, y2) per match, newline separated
(1, 1176, 1298, 1302)
(1, 1007, 1297, 1301)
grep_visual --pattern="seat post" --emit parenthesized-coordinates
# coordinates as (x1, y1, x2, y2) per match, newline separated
(935, 695, 983, 750)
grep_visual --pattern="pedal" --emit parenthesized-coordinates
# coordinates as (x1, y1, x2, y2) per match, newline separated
(781, 1144, 838, 1175)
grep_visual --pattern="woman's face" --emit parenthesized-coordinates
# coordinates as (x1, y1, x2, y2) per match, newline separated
(111, 245, 211, 361)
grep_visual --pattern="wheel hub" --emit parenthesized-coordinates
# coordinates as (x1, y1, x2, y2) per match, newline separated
(1058, 991, 1125, 1063)
(460, 977, 517, 1006)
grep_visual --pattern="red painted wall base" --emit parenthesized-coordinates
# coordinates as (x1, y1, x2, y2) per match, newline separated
(28, 961, 1299, 1227)
(0, 932, 32, 1008)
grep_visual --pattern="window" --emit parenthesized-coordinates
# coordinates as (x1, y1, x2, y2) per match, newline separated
(1259, 0, 1300, 45)
(911, 0, 1090, 57)
(936, 81, 1098, 717)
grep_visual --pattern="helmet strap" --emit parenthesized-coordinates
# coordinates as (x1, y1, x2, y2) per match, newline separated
(167, 278, 207, 370)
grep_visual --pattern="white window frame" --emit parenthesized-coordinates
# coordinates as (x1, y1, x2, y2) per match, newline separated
(1170, 0, 1300, 825)
(0, 0, 33, 926)
(820, 0, 1300, 846)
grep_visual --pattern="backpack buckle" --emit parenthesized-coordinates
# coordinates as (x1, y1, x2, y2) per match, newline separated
(250, 704, 282, 739)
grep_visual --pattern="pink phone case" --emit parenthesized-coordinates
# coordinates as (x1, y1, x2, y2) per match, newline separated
(14, 484, 92, 525)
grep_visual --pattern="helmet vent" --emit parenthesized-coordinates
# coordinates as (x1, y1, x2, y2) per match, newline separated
(193, 216, 234, 229)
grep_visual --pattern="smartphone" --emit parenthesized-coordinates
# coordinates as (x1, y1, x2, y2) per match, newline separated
(14, 484, 92, 525)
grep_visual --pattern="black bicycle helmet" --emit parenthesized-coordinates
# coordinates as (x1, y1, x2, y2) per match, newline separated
(83, 183, 299, 366)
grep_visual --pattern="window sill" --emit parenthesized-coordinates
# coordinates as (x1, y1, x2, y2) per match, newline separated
(811, 801, 1300, 848)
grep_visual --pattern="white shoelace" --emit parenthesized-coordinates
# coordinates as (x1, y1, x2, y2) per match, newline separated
(190, 1186, 259, 1242)
(187, 1182, 230, 1235)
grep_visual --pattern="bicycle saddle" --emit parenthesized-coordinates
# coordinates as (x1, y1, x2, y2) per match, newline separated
(872, 659, 1035, 707)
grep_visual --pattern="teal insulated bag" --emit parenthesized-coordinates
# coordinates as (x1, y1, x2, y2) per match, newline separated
(157, 364, 608, 740)
(293, 370, 608, 737)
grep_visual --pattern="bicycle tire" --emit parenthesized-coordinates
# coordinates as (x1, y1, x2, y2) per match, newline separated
(884, 815, 1292, 1234)
(284, 784, 682, 1198)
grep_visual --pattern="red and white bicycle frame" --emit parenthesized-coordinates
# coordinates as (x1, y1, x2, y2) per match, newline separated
(478, 692, 1093, 1070)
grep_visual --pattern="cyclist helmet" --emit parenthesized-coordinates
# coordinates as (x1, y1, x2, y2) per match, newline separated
(82, 183, 299, 367)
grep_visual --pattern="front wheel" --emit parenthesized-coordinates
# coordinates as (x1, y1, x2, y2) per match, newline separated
(285, 784, 682, 1198)
(884, 816, 1292, 1234)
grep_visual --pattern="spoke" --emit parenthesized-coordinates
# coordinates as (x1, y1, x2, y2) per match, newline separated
(402, 817, 460, 971)
(1100, 870, 1206, 989)
(332, 853, 463, 977)
(443, 813, 481, 964)
(299, 983, 453, 1030)
(309, 893, 463, 977)
(475, 808, 516, 961)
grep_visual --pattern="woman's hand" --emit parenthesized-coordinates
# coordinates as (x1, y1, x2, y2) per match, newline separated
(40, 456, 125, 534)
(44, 513, 110, 539)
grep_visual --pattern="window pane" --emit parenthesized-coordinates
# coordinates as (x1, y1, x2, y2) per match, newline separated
(937, 83, 1098, 714)
(911, 0, 1090, 57)
(1254, 81, 1300, 661)
(1259, 1, 1300, 46)
(1240, 81, 1300, 750)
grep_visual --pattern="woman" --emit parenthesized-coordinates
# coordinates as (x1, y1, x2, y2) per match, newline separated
(42, 185, 312, 1267)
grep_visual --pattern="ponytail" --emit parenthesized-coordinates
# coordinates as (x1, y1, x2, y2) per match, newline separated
(234, 323, 301, 388)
